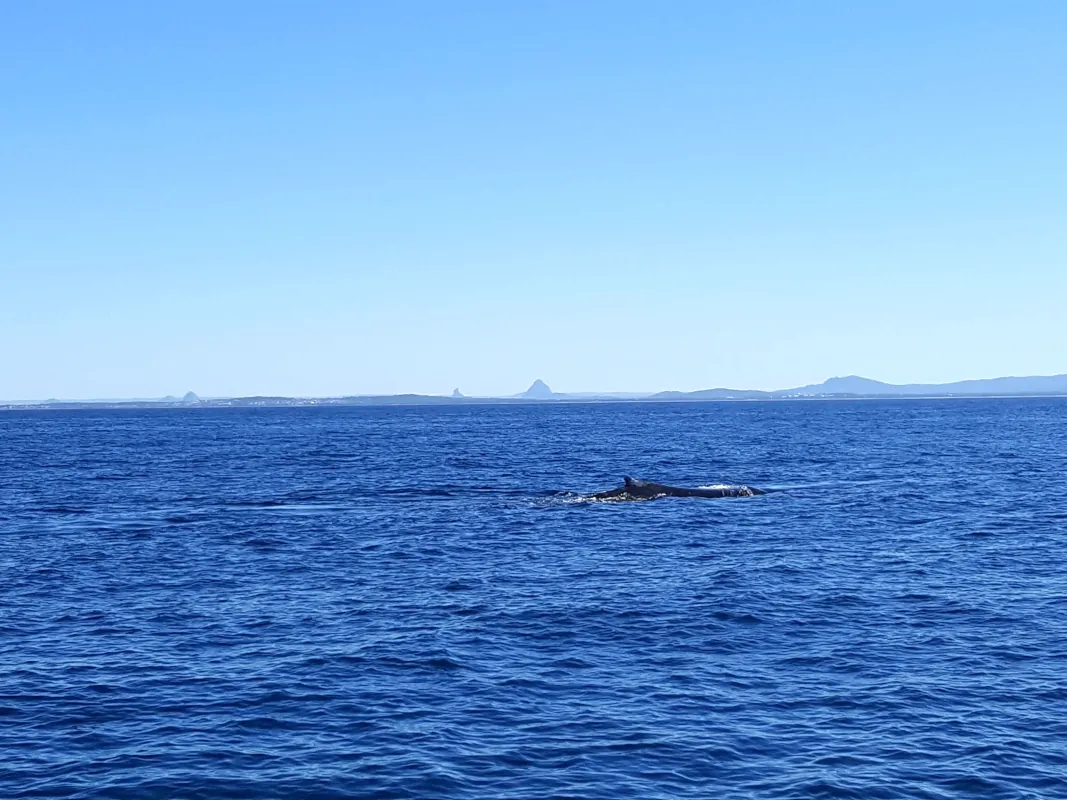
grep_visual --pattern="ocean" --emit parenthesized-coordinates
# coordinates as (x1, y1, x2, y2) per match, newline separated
(2, 400, 1066, 798)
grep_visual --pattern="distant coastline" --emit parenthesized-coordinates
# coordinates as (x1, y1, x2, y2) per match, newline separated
(5, 374, 1067, 411)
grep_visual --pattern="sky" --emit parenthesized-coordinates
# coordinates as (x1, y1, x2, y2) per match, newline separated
(2, 1, 1065, 399)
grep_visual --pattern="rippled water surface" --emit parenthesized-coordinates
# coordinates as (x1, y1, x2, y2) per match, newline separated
(2, 400, 1067, 799)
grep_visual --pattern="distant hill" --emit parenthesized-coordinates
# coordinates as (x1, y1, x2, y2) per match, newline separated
(654, 374, 1067, 400)
(786, 376, 895, 395)
(520, 379, 555, 399)
(515, 379, 652, 400)
(7, 373, 1067, 413)
(652, 387, 771, 400)
(782, 374, 1067, 397)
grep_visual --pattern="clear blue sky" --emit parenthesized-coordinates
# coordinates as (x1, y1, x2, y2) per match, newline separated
(2, 1, 1065, 399)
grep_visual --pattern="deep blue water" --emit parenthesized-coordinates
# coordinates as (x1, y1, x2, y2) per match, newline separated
(2, 400, 1067, 799)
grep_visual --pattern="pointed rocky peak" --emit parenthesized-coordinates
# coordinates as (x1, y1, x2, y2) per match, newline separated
(522, 379, 554, 399)
(451, 388, 464, 398)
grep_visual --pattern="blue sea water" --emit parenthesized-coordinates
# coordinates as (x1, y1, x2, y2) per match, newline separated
(2, 400, 1066, 799)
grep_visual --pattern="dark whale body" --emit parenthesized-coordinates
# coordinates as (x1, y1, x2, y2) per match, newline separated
(590, 476, 766, 501)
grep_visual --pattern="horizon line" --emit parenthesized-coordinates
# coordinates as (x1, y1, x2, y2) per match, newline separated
(5, 370, 1067, 406)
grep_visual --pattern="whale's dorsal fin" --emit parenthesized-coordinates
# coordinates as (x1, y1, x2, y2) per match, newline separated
(624, 476, 648, 488)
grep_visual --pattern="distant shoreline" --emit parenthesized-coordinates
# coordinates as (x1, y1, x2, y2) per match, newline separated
(5, 392, 1067, 412)
(9, 373, 1067, 410)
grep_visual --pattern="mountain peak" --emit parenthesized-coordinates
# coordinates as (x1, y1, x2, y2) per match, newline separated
(786, 375, 893, 395)
(819, 375, 889, 391)
(522, 379, 554, 399)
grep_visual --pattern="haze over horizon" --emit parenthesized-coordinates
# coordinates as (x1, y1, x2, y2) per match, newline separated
(11, 371, 1067, 406)
(3, 1, 1065, 400)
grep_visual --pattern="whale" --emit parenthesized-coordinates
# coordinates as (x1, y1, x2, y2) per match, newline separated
(589, 476, 766, 501)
